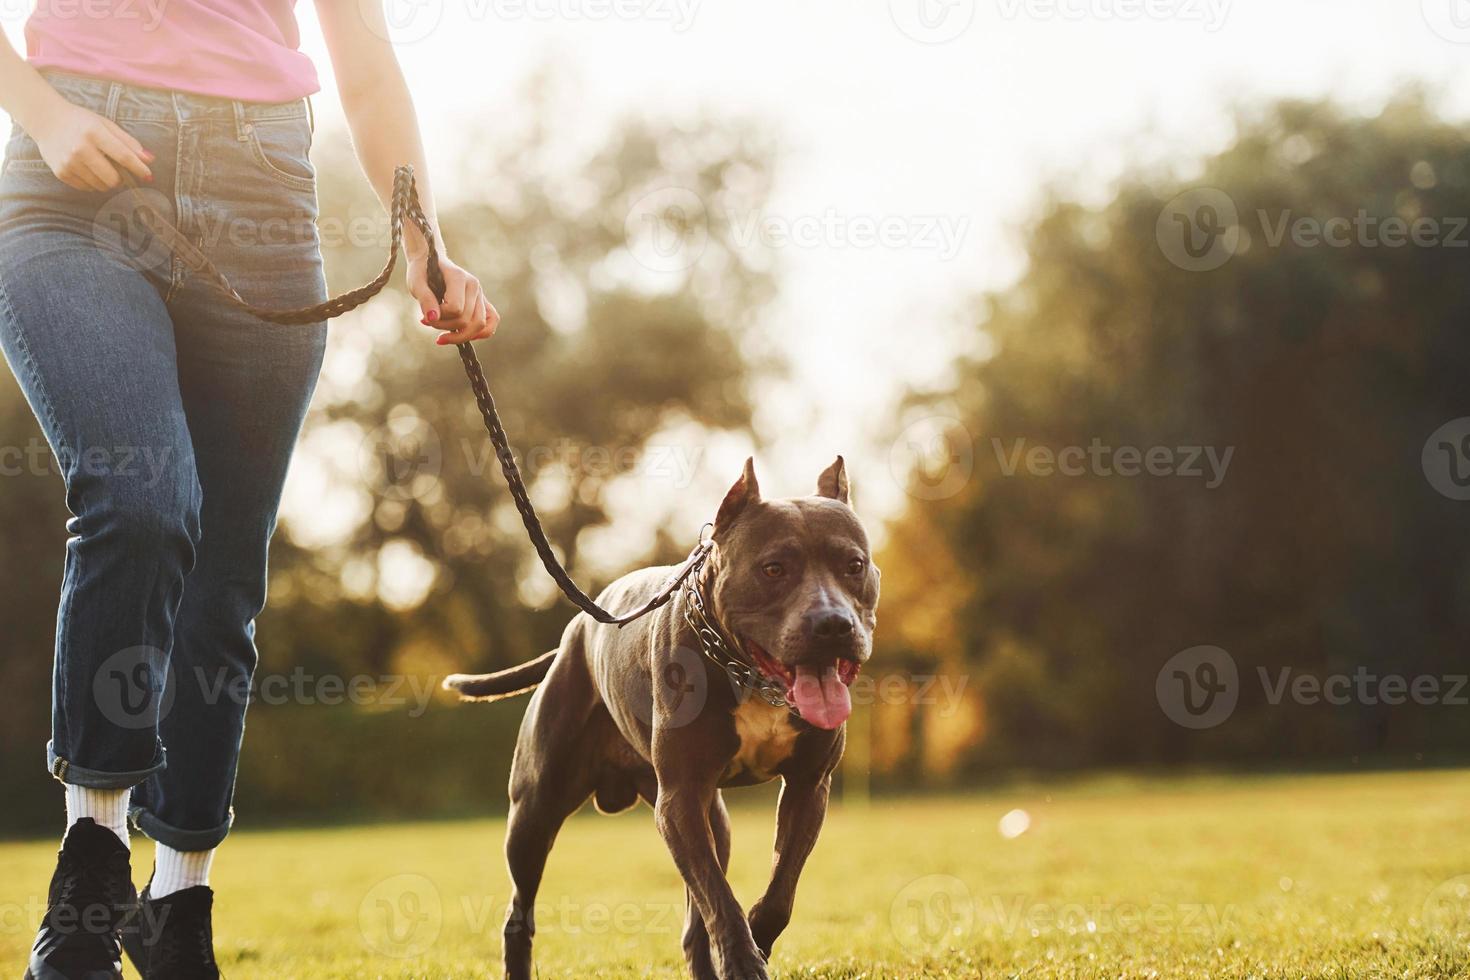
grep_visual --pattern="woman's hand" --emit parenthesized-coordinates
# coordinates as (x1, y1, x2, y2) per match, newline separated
(407, 251, 499, 345)
(29, 101, 153, 192)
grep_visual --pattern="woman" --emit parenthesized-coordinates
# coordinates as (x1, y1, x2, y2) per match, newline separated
(1, 0, 496, 974)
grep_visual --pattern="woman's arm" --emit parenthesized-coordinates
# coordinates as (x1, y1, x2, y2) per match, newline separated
(0, 38, 152, 191)
(315, 0, 497, 345)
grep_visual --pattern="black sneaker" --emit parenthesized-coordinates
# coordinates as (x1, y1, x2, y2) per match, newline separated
(25, 818, 135, 980)
(119, 884, 220, 980)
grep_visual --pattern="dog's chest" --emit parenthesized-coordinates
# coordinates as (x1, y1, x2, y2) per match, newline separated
(724, 700, 801, 782)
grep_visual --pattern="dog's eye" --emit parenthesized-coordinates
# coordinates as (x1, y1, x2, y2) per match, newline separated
(846, 557, 867, 575)
(761, 562, 785, 579)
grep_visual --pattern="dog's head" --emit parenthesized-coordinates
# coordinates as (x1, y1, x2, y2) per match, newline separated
(705, 456, 880, 730)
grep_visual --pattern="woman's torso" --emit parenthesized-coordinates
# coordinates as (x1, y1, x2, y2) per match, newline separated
(25, 0, 317, 103)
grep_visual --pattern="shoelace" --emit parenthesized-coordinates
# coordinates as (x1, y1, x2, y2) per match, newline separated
(53, 852, 128, 920)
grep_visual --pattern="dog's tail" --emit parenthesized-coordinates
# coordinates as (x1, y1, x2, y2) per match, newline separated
(443, 650, 558, 702)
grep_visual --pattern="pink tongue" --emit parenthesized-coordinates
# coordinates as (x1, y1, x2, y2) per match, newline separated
(790, 664, 852, 729)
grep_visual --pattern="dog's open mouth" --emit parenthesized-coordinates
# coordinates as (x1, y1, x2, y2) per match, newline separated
(745, 643, 860, 730)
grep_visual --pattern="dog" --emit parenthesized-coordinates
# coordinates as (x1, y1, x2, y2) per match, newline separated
(444, 456, 880, 980)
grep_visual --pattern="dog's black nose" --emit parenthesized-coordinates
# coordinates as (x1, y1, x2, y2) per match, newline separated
(808, 610, 855, 640)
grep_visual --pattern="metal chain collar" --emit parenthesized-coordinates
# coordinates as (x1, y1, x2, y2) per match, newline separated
(682, 560, 793, 711)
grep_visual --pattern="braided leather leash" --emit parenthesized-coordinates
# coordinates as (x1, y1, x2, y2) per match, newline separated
(118, 164, 711, 627)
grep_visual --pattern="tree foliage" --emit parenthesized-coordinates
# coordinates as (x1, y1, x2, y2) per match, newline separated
(878, 89, 1470, 773)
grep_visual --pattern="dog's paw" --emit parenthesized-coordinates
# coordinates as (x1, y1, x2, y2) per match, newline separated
(747, 899, 789, 960)
(714, 943, 768, 980)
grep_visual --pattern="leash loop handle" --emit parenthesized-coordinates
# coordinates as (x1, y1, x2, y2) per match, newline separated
(118, 165, 703, 626)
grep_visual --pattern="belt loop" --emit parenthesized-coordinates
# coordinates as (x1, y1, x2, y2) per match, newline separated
(232, 100, 250, 142)
(103, 82, 122, 123)
(306, 96, 315, 136)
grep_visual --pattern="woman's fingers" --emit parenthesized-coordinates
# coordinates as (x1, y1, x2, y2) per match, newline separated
(97, 127, 152, 182)
(436, 272, 469, 323)
(411, 280, 441, 325)
(103, 119, 149, 160)
(97, 129, 153, 183)
(435, 286, 490, 345)
(58, 152, 109, 192)
(53, 168, 99, 192)
(79, 151, 122, 191)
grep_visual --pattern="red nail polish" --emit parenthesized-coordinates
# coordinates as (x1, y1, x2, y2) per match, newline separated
(426, 309, 440, 323)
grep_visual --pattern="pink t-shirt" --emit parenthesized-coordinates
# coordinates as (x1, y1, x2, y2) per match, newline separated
(26, 0, 319, 104)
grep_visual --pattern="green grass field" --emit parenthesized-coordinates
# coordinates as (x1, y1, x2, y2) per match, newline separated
(4, 770, 1470, 978)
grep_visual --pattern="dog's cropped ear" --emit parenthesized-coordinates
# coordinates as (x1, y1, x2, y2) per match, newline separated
(715, 457, 761, 534)
(815, 455, 850, 504)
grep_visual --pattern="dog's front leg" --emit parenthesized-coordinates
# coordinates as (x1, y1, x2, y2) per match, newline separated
(680, 794, 732, 980)
(654, 781, 766, 980)
(748, 773, 831, 958)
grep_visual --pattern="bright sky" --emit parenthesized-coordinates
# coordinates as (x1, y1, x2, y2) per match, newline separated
(6, 0, 1470, 562)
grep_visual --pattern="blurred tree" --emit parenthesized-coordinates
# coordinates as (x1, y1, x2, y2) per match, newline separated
(879, 88, 1470, 775)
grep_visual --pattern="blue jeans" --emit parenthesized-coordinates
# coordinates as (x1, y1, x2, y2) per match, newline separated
(0, 72, 327, 850)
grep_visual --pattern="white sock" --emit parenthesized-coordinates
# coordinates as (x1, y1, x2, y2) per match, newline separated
(64, 784, 130, 849)
(151, 843, 215, 898)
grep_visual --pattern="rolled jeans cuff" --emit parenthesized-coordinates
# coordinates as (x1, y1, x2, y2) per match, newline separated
(48, 739, 165, 790)
(131, 804, 234, 851)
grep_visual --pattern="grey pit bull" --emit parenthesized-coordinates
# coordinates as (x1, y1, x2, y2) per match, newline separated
(444, 456, 880, 980)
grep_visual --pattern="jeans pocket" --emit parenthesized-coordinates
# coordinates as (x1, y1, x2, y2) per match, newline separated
(244, 117, 316, 193)
(2, 128, 54, 178)
(1, 159, 52, 176)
